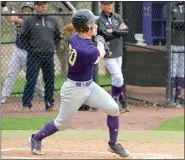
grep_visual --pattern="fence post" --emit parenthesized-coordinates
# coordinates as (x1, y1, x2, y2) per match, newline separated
(165, 2, 172, 106)
(92, 2, 99, 84)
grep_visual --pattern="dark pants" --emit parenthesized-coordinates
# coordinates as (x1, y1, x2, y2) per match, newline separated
(22, 53, 55, 108)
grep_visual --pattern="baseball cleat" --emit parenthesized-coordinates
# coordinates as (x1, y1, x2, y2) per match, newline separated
(119, 100, 130, 112)
(28, 135, 43, 155)
(108, 142, 131, 158)
(45, 102, 56, 111)
(174, 98, 185, 105)
(46, 106, 57, 111)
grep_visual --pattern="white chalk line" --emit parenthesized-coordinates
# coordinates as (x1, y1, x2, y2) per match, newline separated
(1, 148, 176, 159)
(1, 156, 41, 159)
(2, 148, 110, 154)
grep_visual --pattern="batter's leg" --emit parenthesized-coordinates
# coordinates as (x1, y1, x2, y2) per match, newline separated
(1, 48, 21, 102)
(85, 82, 119, 116)
(84, 82, 130, 157)
(31, 80, 90, 143)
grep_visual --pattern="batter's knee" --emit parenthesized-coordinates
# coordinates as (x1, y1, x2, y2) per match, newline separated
(107, 103, 119, 116)
(54, 118, 70, 131)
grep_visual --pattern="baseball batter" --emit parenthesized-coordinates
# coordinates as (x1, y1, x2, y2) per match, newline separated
(1, 2, 44, 104)
(28, 9, 130, 158)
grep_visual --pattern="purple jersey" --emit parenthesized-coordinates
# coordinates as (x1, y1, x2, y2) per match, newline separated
(67, 33, 100, 81)
(15, 16, 23, 48)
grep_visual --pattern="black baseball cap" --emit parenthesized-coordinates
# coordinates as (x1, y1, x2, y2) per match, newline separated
(101, 1, 113, 5)
(34, 1, 47, 5)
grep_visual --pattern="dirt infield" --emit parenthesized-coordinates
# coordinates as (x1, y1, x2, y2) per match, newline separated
(2, 106, 184, 130)
(2, 107, 184, 159)
(2, 139, 184, 159)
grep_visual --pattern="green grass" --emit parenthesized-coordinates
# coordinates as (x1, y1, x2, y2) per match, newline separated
(2, 116, 184, 142)
(2, 130, 184, 141)
(2, 76, 66, 95)
(1, 117, 55, 130)
(156, 116, 184, 131)
(2, 116, 184, 132)
(1, 74, 111, 96)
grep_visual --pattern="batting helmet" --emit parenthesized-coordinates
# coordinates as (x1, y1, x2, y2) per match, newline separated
(72, 9, 99, 32)
(21, 2, 34, 10)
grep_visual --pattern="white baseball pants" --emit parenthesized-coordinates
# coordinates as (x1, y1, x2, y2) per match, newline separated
(171, 45, 184, 78)
(2, 47, 44, 98)
(103, 56, 124, 87)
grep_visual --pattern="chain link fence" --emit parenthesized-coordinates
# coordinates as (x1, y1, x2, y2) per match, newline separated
(0, 2, 92, 112)
(122, 2, 184, 106)
(1, 2, 184, 113)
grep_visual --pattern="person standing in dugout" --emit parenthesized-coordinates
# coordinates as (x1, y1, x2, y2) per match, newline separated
(27, 9, 131, 158)
(1, 2, 44, 105)
(97, 1, 130, 112)
(20, 1, 61, 111)
(165, 2, 185, 107)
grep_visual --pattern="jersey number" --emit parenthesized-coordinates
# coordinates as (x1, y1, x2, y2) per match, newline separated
(68, 44, 77, 66)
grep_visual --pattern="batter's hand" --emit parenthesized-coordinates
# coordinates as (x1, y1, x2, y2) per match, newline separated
(1, 1, 7, 7)
(63, 23, 75, 40)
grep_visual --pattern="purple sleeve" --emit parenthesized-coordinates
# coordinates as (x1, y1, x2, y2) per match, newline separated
(80, 45, 100, 64)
